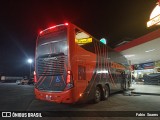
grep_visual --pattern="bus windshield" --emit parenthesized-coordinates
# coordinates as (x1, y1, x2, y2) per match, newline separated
(37, 26, 68, 57)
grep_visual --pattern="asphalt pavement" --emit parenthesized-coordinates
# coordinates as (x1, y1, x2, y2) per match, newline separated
(131, 84, 160, 95)
(0, 82, 160, 120)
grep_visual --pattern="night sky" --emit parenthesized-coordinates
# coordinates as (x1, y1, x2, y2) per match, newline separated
(0, 0, 158, 76)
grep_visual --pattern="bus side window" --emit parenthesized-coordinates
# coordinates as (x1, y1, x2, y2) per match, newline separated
(78, 65, 86, 80)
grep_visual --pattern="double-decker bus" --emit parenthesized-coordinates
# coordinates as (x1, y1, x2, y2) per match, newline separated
(34, 22, 131, 104)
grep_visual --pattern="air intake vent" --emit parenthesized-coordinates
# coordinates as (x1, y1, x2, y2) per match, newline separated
(37, 55, 66, 76)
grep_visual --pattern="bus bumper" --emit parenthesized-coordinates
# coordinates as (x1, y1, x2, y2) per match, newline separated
(34, 88, 75, 104)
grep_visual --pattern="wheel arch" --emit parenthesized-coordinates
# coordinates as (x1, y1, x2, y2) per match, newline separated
(105, 83, 110, 95)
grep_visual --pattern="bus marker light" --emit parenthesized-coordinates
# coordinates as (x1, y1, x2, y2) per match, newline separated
(67, 70, 71, 74)
(80, 93, 83, 97)
(64, 23, 69, 26)
(49, 26, 56, 29)
(40, 31, 43, 34)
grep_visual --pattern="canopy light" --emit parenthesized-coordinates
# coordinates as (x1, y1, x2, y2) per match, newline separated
(124, 54, 135, 58)
(100, 38, 107, 44)
(145, 49, 156, 53)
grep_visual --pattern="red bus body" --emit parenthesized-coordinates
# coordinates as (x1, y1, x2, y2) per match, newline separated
(34, 22, 131, 104)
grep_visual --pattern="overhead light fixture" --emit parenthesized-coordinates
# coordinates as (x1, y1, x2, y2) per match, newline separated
(145, 59, 152, 61)
(124, 54, 135, 58)
(145, 49, 156, 53)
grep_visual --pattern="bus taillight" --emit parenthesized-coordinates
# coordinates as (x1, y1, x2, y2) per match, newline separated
(67, 70, 71, 83)
(34, 71, 37, 83)
(65, 70, 74, 90)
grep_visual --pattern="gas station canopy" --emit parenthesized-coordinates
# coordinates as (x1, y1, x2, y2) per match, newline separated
(114, 29, 160, 65)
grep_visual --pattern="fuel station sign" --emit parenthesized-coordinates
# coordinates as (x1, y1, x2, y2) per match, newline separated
(147, 14, 160, 27)
(147, 1, 160, 27)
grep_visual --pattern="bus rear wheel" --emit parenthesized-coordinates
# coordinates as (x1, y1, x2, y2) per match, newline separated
(93, 87, 101, 103)
(102, 85, 109, 100)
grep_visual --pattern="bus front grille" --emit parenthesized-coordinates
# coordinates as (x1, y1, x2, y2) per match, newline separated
(37, 55, 66, 76)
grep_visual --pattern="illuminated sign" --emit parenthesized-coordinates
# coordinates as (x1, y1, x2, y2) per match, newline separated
(147, 4, 160, 27)
(100, 38, 107, 44)
(147, 14, 160, 27)
(75, 38, 92, 44)
(134, 62, 154, 70)
(110, 62, 125, 70)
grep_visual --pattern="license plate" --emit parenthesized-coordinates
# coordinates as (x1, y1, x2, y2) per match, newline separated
(45, 95, 52, 100)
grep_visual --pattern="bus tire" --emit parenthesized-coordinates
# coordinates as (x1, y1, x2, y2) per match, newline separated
(102, 85, 109, 100)
(93, 86, 101, 103)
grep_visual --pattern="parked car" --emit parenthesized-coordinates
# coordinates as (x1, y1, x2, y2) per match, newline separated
(17, 77, 34, 85)
(28, 78, 34, 85)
